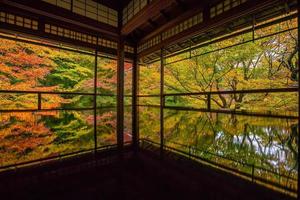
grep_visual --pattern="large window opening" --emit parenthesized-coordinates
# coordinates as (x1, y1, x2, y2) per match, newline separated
(0, 35, 132, 167)
(138, 14, 298, 194)
(162, 16, 298, 115)
(0, 5, 298, 198)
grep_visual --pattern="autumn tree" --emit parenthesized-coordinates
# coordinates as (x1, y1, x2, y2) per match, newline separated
(163, 18, 298, 113)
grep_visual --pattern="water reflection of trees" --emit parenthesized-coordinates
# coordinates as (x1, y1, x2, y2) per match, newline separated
(0, 109, 118, 167)
(139, 106, 161, 142)
(163, 109, 298, 176)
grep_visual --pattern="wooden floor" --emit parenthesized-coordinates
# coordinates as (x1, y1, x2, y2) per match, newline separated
(0, 148, 295, 200)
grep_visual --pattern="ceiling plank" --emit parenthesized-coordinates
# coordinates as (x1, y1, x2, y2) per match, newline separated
(147, 19, 158, 28)
(175, 0, 188, 11)
(139, 5, 204, 44)
(93, 0, 131, 11)
(121, 0, 176, 35)
(2, 0, 119, 37)
(160, 10, 171, 21)
(138, 0, 286, 58)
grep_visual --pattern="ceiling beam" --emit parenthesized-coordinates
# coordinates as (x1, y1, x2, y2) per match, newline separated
(94, 0, 131, 11)
(121, 0, 176, 35)
(175, 0, 188, 11)
(160, 10, 171, 21)
(2, 0, 119, 38)
(139, 5, 204, 44)
(147, 19, 158, 29)
(131, 28, 144, 40)
(138, 0, 288, 58)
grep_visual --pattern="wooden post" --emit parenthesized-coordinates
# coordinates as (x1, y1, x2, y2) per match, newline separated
(207, 94, 211, 110)
(37, 93, 41, 110)
(117, 37, 125, 153)
(132, 45, 139, 152)
(160, 47, 165, 158)
(94, 50, 98, 153)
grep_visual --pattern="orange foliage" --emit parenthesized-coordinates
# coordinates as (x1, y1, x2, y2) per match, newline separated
(0, 39, 68, 109)
(0, 112, 55, 161)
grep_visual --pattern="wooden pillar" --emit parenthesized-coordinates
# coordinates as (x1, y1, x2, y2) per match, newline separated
(160, 48, 165, 158)
(94, 50, 98, 153)
(37, 93, 42, 110)
(207, 94, 211, 111)
(132, 45, 139, 152)
(117, 37, 125, 152)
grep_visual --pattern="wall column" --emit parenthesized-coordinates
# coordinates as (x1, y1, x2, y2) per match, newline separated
(132, 45, 139, 152)
(93, 50, 98, 153)
(117, 37, 124, 153)
(160, 48, 165, 158)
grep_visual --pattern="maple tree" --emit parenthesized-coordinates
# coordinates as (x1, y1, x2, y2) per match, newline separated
(137, 18, 298, 190)
(163, 18, 298, 113)
(0, 38, 120, 166)
(0, 16, 298, 192)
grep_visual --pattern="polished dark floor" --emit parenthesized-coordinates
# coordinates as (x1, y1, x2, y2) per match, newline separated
(0, 148, 295, 200)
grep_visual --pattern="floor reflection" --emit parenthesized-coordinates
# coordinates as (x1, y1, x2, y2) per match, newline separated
(0, 106, 298, 191)
(163, 109, 298, 174)
(0, 108, 124, 167)
(139, 107, 298, 190)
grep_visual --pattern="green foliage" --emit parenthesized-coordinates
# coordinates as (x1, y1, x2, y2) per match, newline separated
(42, 55, 94, 91)
(162, 20, 298, 114)
(0, 38, 119, 166)
(0, 19, 298, 191)
(42, 111, 93, 145)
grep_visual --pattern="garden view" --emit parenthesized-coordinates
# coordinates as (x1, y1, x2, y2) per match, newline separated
(0, 16, 298, 193)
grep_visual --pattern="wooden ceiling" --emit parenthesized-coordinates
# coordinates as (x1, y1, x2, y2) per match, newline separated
(94, 0, 132, 11)
(93, 0, 221, 42)
(139, 0, 298, 63)
(0, 0, 297, 60)
(123, 0, 216, 42)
